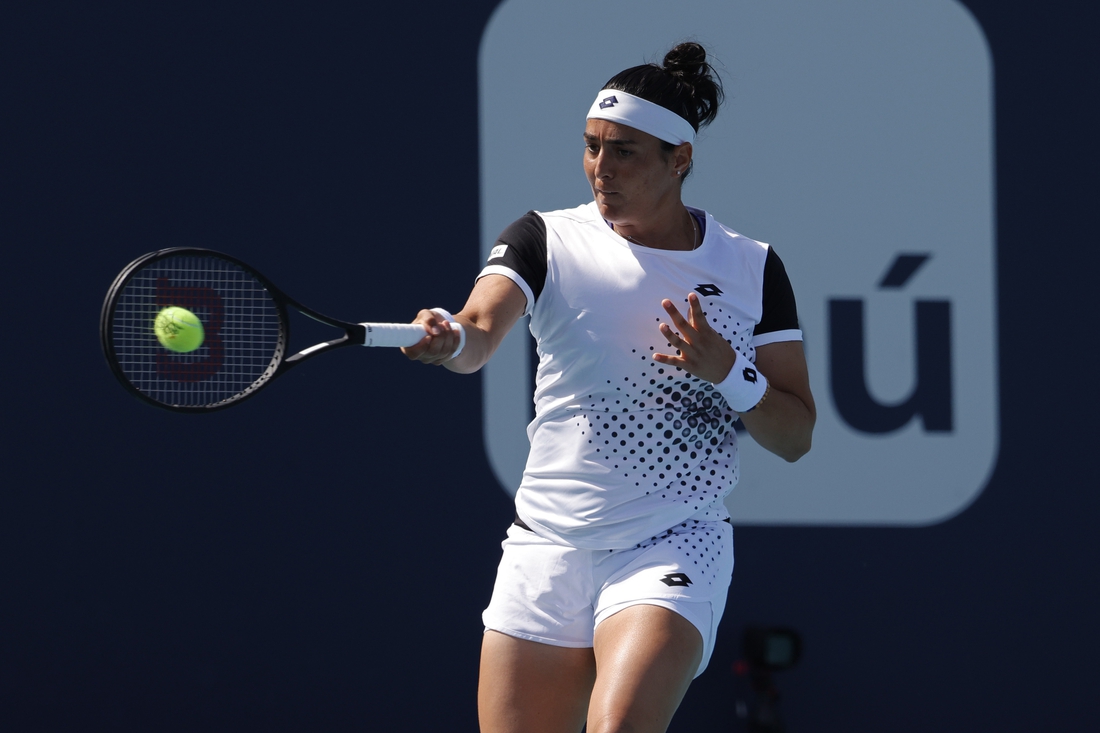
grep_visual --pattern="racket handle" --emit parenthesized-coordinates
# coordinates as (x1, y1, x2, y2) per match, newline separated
(359, 321, 465, 350)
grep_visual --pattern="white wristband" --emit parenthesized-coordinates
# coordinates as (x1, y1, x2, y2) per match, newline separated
(429, 308, 466, 359)
(713, 349, 768, 413)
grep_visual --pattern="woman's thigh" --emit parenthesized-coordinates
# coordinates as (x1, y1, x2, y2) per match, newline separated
(478, 630, 597, 733)
(586, 604, 703, 733)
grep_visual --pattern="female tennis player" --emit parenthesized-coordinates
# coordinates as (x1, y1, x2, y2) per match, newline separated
(404, 42, 815, 733)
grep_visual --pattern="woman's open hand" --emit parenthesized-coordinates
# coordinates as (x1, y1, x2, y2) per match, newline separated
(653, 292, 736, 384)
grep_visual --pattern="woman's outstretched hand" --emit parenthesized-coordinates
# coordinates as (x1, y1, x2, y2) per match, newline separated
(653, 292, 736, 384)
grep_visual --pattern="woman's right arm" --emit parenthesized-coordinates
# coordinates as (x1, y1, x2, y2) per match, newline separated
(400, 274, 528, 374)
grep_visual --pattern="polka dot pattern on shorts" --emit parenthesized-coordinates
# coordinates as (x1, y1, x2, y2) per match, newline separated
(633, 519, 730, 587)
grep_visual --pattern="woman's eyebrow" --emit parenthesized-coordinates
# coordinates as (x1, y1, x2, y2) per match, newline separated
(583, 133, 638, 145)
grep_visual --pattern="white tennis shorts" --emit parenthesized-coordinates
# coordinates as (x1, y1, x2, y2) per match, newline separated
(482, 519, 734, 678)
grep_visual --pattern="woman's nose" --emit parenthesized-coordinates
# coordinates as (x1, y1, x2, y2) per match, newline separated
(594, 150, 613, 178)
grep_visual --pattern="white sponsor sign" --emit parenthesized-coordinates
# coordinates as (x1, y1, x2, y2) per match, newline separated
(478, 0, 997, 525)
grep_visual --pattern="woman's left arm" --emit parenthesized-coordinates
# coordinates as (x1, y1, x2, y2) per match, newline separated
(737, 340, 815, 462)
(655, 292, 815, 462)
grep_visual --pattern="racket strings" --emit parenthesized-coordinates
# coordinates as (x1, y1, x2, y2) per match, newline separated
(110, 255, 284, 407)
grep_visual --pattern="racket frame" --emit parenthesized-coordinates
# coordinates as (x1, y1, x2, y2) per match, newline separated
(101, 247, 373, 413)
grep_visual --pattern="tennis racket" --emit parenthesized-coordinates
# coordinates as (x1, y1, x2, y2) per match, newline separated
(100, 247, 459, 412)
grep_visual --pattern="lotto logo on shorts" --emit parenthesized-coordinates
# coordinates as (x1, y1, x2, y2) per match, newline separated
(479, 0, 999, 527)
(659, 573, 693, 587)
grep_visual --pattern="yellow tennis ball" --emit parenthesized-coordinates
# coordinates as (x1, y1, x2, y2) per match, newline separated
(154, 306, 205, 353)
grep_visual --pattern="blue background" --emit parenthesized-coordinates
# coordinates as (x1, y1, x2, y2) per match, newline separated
(2, 1, 1097, 730)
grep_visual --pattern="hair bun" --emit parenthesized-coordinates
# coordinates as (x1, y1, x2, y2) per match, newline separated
(662, 42, 709, 81)
(600, 41, 724, 144)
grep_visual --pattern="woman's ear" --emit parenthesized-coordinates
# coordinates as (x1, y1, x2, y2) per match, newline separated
(673, 142, 693, 177)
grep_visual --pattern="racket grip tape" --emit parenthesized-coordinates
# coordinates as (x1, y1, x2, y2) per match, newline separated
(358, 320, 466, 354)
(359, 323, 428, 347)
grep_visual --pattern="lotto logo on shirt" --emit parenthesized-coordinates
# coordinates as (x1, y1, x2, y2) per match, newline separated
(478, 0, 998, 526)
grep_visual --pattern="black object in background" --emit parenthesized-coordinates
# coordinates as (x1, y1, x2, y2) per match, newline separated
(734, 626, 803, 732)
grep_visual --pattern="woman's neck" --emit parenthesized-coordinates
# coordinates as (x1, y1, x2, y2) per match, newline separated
(612, 206, 698, 251)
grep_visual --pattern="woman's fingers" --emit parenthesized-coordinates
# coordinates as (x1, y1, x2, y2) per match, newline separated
(654, 294, 735, 383)
(661, 298, 692, 336)
(687, 292, 707, 329)
(662, 294, 714, 343)
(658, 322, 683, 348)
(401, 310, 459, 364)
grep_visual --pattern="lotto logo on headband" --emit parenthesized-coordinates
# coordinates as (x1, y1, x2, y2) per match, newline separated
(586, 89, 696, 145)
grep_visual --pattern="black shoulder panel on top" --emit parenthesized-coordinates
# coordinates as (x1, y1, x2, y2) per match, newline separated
(753, 247, 801, 336)
(487, 211, 548, 302)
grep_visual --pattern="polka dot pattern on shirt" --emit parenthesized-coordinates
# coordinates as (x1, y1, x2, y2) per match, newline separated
(570, 304, 755, 514)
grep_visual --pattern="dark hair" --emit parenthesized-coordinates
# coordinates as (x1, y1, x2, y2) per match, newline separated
(601, 42, 723, 179)
(602, 41, 724, 134)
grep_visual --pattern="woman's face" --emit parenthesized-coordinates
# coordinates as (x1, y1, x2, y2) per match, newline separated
(583, 118, 691, 228)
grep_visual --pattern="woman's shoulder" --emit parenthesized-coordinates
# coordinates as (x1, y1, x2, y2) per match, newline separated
(696, 208, 771, 256)
(535, 201, 601, 225)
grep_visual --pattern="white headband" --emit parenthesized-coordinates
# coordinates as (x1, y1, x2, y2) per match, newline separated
(586, 89, 696, 145)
